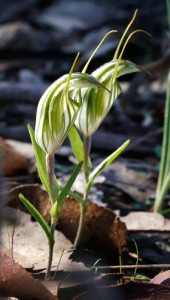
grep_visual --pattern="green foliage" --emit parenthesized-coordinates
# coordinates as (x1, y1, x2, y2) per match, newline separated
(68, 125, 92, 173)
(50, 161, 83, 218)
(28, 124, 59, 201)
(166, 0, 170, 30)
(19, 193, 54, 245)
(86, 140, 130, 191)
(154, 72, 170, 212)
(131, 240, 139, 281)
(90, 258, 102, 275)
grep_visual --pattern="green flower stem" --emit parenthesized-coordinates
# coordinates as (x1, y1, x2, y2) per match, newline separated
(83, 136, 91, 183)
(45, 153, 57, 280)
(46, 153, 56, 204)
(74, 136, 91, 248)
(74, 188, 89, 248)
(45, 217, 56, 280)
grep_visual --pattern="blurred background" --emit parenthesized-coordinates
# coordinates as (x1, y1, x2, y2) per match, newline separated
(0, 0, 170, 281)
(0, 0, 169, 146)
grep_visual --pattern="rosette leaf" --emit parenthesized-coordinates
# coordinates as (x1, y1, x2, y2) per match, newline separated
(35, 54, 104, 154)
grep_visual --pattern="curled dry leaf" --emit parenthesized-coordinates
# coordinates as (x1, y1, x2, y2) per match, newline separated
(1, 209, 86, 272)
(7, 183, 52, 223)
(73, 280, 170, 300)
(58, 195, 128, 252)
(150, 270, 170, 287)
(7, 184, 128, 254)
(57, 273, 123, 300)
(0, 252, 58, 300)
(0, 137, 28, 176)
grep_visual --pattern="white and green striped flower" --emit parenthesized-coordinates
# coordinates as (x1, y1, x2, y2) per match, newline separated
(75, 59, 139, 136)
(74, 10, 150, 137)
(35, 54, 104, 154)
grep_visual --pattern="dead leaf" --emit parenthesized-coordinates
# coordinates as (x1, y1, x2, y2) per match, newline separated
(7, 183, 52, 223)
(121, 212, 170, 232)
(7, 139, 34, 159)
(57, 273, 123, 300)
(58, 196, 128, 253)
(73, 280, 170, 300)
(0, 252, 58, 300)
(0, 208, 87, 272)
(7, 184, 128, 254)
(150, 270, 170, 286)
(101, 162, 156, 203)
(0, 137, 28, 176)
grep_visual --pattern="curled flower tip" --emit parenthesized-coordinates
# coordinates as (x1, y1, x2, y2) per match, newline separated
(65, 52, 80, 96)
(114, 9, 138, 60)
(82, 30, 118, 74)
(112, 29, 151, 83)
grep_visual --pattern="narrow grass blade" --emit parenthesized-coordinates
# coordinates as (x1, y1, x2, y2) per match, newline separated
(154, 72, 170, 212)
(51, 161, 83, 217)
(86, 140, 130, 190)
(19, 193, 53, 245)
(131, 240, 139, 281)
(68, 126, 92, 172)
(166, 0, 170, 30)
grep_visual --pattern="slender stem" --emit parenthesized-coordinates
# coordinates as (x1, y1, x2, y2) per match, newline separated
(74, 190, 88, 248)
(46, 153, 56, 204)
(83, 136, 91, 184)
(45, 153, 57, 280)
(74, 136, 91, 248)
(73, 204, 85, 248)
(45, 217, 57, 280)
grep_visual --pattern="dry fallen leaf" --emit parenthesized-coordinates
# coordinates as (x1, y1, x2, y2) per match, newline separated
(7, 184, 128, 254)
(0, 137, 28, 176)
(0, 209, 87, 272)
(150, 270, 170, 286)
(0, 252, 58, 300)
(73, 280, 170, 300)
(7, 183, 52, 223)
(120, 211, 170, 232)
(58, 195, 128, 252)
(101, 162, 156, 203)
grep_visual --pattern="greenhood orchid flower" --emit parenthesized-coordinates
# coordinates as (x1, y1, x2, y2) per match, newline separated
(74, 10, 150, 137)
(74, 59, 139, 136)
(35, 54, 104, 154)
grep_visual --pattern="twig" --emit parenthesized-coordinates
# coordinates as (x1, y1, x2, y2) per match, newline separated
(97, 264, 170, 270)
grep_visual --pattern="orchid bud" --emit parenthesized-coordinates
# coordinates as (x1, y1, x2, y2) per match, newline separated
(35, 54, 103, 154)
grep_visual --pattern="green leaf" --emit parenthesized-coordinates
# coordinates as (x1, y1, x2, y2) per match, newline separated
(86, 140, 130, 191)
(68, 125, 92, 172)
(154, 71, 170, 212)
(131, 240, 139, 281)
(58, 185, 84, 206)
(19, 193, 54, 245)
(51, 161, 83, 218)
(28, 124, 59, 199)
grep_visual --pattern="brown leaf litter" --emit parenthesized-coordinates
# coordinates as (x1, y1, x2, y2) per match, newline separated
(0, 252, 58, 300)
(7, 183, 128, 254)
(0, 137, 28, 176)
